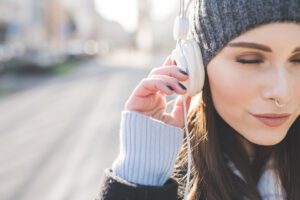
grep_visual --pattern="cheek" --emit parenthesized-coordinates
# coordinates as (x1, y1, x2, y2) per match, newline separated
(207, 62, 253, 117)
(207, 61, 283, 145)
(293, 82, 300, 124)
(207, 61, 298, 146)
(208, 64, 246, 140)
(294, 76, 300, 110)
(207, 62, 255, 140)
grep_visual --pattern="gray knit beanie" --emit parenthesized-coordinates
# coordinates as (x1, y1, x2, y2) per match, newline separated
(191, 0, 300, 67)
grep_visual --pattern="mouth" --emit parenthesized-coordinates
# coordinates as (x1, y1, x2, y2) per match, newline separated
(251, 113, 291, 127)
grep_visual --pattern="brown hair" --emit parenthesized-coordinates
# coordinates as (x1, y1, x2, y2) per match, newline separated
(172, 68, 300, 200)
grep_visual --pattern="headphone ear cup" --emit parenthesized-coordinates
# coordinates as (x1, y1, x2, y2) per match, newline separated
(171, 39, 205, 97)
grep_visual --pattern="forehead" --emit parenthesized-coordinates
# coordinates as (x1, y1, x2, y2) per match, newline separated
(230, 22, 300, 45)
(219, 22, 300, 56)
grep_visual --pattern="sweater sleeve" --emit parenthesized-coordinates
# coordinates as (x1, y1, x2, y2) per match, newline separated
(111, 110, 184, 186)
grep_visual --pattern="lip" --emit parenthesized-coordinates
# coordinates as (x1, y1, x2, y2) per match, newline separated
(251, 113, 291, 127)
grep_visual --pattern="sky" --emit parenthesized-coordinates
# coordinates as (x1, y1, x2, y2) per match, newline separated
(94, 0, 177, 32)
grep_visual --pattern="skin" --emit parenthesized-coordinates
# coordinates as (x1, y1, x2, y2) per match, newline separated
(125, 22, 300, 157)
(206, 22, 300, 157)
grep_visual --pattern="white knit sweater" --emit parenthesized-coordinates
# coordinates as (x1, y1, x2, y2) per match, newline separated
(112, 111, 287, 199)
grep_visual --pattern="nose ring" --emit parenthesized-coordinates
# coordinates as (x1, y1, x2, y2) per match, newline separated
(274, 99, 286, 108)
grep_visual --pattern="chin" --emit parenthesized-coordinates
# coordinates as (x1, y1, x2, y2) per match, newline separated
(246, 132, 287, 146)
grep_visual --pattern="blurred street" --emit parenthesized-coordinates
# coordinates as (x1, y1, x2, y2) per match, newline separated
(0, 0, 177, 199)
(0, 51, 167, 200)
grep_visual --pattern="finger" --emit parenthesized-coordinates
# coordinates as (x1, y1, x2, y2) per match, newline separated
(150, 75, 188, 95)
(149, 65, 189, 82)
(160, 113, 181, 128)
(162, 55, 175, 66)
(170, 95, 192, 127)
(132, 78, 177, 98)
(125, 93, 165, 112)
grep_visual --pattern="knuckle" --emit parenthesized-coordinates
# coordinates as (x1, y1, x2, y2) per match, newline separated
(140, 78, 147, 84)
(168, 76, 179, 84)
(140, 78, 152, 87)
(149, 68, 159, 76)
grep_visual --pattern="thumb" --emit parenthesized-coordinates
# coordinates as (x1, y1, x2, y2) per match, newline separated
(171, 95, 192, 127)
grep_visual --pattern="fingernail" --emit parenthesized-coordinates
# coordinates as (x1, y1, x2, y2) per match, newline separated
(178, 82, 186, 90)
(179, 69, 189, 76)
(166, 85, 174, 91)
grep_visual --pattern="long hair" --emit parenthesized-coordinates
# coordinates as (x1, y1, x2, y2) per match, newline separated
(172, 67, 300, 200)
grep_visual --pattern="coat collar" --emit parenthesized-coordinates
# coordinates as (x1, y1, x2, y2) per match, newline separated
(226, 156, 287, 199)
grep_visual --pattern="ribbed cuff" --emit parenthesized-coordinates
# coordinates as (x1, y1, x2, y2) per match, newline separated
(112, 110, 183, 186)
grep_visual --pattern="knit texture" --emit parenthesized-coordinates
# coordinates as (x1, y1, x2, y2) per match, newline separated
(190, 0, 300, 67)
(112, 110, 183, 186)
(111, 111, 286, 199)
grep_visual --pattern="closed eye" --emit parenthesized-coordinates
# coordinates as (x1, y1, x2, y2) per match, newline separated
(236, 59, 264, 64)
(290, 59, 300, 63)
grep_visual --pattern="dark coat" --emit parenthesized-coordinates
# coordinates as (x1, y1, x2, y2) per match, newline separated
(98, 168, 181, 200)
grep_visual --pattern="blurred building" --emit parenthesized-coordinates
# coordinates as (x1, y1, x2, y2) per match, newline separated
(151, 11, 177, 52)
(0, 0, 132, 69)
(136, 0, 178, 53)
(62, 0, 132, 47)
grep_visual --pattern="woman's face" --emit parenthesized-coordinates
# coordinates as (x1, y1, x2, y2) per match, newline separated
(207, 22, 300, 146)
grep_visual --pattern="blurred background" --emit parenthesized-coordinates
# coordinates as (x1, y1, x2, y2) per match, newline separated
(0, 0, 181, 199)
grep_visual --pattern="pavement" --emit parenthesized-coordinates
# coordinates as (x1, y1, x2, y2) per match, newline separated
(0, 50, 170, 200)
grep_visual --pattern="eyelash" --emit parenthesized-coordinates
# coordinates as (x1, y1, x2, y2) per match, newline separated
(236, 59, 263, 64)
(291, 59, 300, 63)
(236, 59, 300, 65)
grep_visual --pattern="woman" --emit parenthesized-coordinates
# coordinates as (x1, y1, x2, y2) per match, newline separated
(99, 0, 300, 199)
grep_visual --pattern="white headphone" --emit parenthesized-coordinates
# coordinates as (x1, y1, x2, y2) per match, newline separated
(169, 0, 204, 199)
(171, 0, 205, 97)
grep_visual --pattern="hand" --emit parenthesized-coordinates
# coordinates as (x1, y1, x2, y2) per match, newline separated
(124, 55, 192, 128)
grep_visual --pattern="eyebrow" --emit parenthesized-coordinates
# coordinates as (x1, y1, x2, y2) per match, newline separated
(227, 42, 300, 54)
(228, 42, 272, 52)
(292, 47, 300, 53)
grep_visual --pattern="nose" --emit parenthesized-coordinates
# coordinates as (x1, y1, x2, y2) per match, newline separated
(262, 66, 292, 106)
